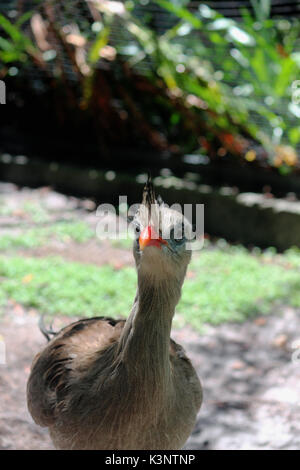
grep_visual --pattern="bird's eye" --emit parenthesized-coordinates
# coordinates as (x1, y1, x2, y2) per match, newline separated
(171, 226, 185, 244)
(134, 224, 141, 236)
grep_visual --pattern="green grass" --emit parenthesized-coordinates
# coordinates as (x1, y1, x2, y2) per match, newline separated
(0, 221, 94, 250)
(0, 256, 136, 318)
(179, 245, 300, 329)
(20, 201, 51, 223)
(110, 233, 134, 250)
(0, 198, 51, 222)
(1, 243, 300, 330)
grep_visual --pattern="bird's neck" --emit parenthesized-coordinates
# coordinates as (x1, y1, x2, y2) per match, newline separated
(117, 272, 182, 411)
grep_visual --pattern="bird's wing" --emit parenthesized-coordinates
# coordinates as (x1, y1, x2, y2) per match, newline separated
(27, 316, 125, 427)
(169, 338, 202, 410)
(169, 338, 191, 362)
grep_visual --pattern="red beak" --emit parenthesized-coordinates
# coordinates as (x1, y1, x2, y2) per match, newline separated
(139, 225, 167, 251)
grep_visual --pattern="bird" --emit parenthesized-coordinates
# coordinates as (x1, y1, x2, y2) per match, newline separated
(26, 176, 202, 450)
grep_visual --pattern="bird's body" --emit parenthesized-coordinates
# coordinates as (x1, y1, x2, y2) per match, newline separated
(27, 178, 202, 450)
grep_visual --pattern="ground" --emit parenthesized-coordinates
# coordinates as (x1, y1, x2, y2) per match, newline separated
(0, 183, 300, 450)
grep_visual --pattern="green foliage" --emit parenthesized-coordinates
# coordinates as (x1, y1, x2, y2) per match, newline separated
(0, 221, 94, 251)
(1, 1, 300, 166)
(0, 256, 136, 318)
(150, 0, 300, 155)
(154, 0, 203, 29)
(250, 0, 271, 22)
(179, 244, 300, 328)
(0, 12, 35, 64)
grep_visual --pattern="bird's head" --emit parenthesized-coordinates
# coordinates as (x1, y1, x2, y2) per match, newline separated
(130, 176, 193, 283)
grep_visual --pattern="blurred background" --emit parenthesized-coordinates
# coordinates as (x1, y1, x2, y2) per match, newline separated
(1, 0, 300, 451)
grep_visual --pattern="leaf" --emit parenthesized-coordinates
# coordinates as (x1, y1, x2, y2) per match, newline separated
(0, 13, 36, 58)
(0, 36, 15, 51)
(158, 63, 177, 89)
(153, 0, 203, 29)
(274, 57, 297, 97)
(250, 0, 271, 22)
(88, 25, 110, 64)
(288, 127, 300, 146)
(250, 47, 268, 83)
(278, 165, 292, 175)
(0, 49, 24, 63)
(0, 13, 23, 43)
(16, 11, 33, 27)
(162, 20, 188, 40)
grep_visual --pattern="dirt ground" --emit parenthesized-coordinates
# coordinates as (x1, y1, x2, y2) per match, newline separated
(0, 183, 300, 450)
(1, 305, 300, 450)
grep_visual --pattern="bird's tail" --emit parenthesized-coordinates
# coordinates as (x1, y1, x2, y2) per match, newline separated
(38, 314, 58, 342)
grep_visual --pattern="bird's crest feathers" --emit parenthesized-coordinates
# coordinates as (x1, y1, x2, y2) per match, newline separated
(140, 173, 163, 230)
